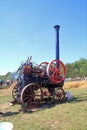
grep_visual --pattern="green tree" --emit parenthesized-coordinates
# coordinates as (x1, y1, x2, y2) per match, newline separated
(65, 58, 87, 78)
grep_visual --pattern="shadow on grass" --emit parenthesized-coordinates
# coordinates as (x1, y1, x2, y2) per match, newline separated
(0, 111, 19, 117)
(2, 97, 86, 115)
(0, 100, 67, 116)
(23, 100, 67, 114)
(68, 95, 87, 104)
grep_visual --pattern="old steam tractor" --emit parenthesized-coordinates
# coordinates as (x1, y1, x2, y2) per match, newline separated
(11, 25, 66, 109)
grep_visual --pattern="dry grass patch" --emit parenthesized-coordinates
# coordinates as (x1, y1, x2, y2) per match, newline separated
(64, 80, 87, 89)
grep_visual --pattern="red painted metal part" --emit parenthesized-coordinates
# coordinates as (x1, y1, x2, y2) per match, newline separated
(38, 62, 49, 69)
(38, 62, 49, 77)
(47, 59, 66, 83)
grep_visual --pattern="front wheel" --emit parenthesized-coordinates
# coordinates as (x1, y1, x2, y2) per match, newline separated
(54, 88, 65, 103)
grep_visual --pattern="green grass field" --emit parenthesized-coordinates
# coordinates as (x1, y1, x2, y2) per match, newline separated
(0, 87, 87, 130)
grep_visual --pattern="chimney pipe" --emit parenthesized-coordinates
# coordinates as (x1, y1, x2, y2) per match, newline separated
(54, 25, 60, 61)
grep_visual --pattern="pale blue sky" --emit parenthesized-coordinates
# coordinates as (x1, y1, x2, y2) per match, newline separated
(0, 0, 87, 75)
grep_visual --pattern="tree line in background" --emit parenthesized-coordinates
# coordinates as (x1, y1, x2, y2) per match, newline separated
(0, 58, 87, 81)
(0, 72, 12, 81)
(66, 58, 87, 78)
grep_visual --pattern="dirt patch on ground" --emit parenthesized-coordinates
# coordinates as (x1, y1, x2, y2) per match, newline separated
(0, 88, 11, 96)
(0, 82, 17, 96)
(0, 103, 10, 110)
(64, 80, 87, 89)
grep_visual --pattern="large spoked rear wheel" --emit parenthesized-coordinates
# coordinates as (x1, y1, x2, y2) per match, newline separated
(21, 83, 43, 109)
(54, 88, 65, 103)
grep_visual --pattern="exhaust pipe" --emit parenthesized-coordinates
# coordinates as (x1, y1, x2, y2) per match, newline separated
(54, 25, 60, 61)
